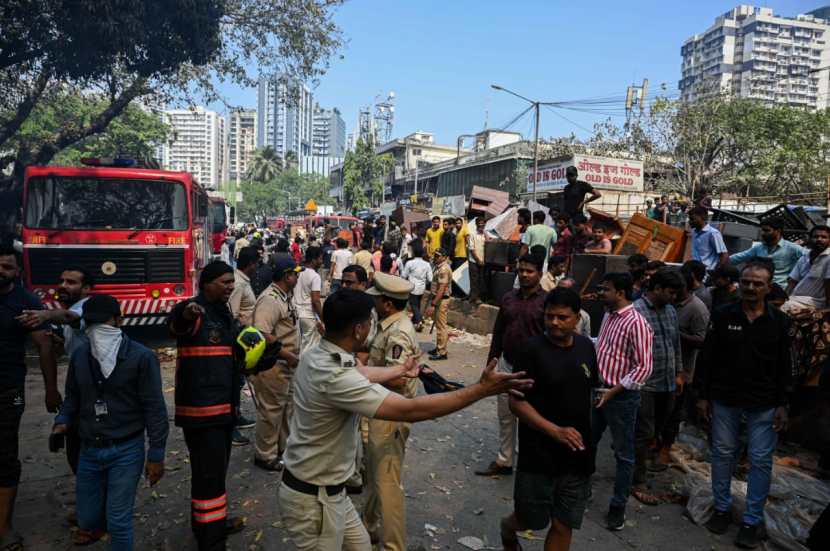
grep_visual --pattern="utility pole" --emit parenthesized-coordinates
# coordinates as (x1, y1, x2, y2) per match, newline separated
(532, 101, 540, 202)
(491, 84, 547, 201)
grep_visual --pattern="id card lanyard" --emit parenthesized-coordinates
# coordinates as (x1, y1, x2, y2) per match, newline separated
(87, 355, 109, 420)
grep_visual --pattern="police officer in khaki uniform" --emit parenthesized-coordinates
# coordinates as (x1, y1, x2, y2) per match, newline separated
(363, 273, 420, 551)
(278, 289, 532, 551)
(426, 248, 452, 361)
(251, 257, 301, 471)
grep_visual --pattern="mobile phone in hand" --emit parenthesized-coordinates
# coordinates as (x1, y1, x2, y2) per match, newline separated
(48, 432, 65, 453)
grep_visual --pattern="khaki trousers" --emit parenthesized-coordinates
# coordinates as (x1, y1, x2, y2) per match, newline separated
(363, 419, 410, 551)
(434, 299, 449, 355)
(299, 317, 321, 355)
(252, 361, 293, 462)
(279, 482, 371, 551)
(496, 356, 518, 467)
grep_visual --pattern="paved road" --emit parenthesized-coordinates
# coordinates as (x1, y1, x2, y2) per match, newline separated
(13, 326, 742, 550)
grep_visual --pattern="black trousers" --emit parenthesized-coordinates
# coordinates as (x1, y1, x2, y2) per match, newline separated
(0, 386, 24, 487)
(184, 425, 233, 551)
(634, 390, 675, 482)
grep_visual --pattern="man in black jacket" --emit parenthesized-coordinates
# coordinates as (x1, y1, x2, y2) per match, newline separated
(52, 294, 168, 549)
(169, 261, 245, 550)
(697, 261, 791, 549)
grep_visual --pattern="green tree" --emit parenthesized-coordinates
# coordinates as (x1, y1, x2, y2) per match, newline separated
(1, 0, 344, 181)
(236, 169, 333, 221)
(342, 138, 394, 210)
(247, 146, 283, 182)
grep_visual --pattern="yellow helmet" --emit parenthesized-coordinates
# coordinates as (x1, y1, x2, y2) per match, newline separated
(236, 326, 266, 373)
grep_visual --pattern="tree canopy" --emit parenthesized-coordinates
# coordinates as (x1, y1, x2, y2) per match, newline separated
(0, 0, 344, 181)
(342, 138, 394, 210)
(236, 169, 333, 220)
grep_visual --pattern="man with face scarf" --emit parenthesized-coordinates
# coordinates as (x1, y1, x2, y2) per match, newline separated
(52, 294, 168, 549)
(729, 217, 803, 286)
(168, 261, 245, 550)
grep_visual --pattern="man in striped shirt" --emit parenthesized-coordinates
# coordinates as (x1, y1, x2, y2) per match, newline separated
(591, 272, 653, 531)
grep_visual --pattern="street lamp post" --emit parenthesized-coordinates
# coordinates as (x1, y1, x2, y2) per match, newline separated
(491, 84, 542, 201)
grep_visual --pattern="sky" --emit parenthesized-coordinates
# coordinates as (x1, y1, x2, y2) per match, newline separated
(216, 0, 821, 145)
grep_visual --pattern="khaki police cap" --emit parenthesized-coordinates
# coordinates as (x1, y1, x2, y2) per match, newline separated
(366, 271, 414, 300)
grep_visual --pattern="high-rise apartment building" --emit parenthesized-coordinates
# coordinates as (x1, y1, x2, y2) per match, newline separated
(159, 107, 226, 189)
(312, 104, 346, 157)
(256, 75, 313, 160)
(227, 108, 257, 186)
(680, 5, 830, 109)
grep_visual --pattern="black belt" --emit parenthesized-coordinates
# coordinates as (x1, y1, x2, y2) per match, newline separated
(83, 430, 143, 449)
(282, 469, 344, 497)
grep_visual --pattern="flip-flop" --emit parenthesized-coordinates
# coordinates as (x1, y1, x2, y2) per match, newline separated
(632, 488, 661, 506)
(71, 528, 106, 546)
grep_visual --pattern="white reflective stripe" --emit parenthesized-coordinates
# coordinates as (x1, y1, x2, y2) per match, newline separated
(123, 300, 134, 315)
(23, 244, 188, 249)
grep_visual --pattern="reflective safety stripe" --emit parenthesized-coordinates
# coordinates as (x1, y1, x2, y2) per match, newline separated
(178, 346, 232, 358)
(175, 404, 232, 417)
(193, 507, 227, 523)
(192, 494, 226, 510)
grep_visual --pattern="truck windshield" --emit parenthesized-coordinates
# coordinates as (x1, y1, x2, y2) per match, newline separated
(25, 176, 189, 230)
(210, 201, 227, 232)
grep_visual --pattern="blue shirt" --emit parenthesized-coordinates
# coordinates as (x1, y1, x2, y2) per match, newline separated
(633, 295, 682, 393)
(56, 334, 169, 462)
(692, 224, 728, 270)
(729, 239, 804, 286)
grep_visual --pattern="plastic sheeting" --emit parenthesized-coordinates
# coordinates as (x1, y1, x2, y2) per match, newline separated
(674, 428, 830, 550)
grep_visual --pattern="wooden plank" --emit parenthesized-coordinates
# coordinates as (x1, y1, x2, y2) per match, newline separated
(612, 212, 686, 262)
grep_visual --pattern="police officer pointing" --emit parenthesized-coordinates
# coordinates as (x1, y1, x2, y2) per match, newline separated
(278, 288, 533, 550)
(363, 273, 420, 551)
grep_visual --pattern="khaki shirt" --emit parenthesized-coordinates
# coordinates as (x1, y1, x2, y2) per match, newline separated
(283, 339, 390, 486)
(368, 310, 420, 398)
(253, 283, 300, 356)
(353, 249, 375, 274)
(432, 261, 452, 298)
(228, 269, 256, 326)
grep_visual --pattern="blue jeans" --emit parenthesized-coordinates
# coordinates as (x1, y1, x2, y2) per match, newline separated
(710, 402, 777, 526)
(76, 435, 145, 550)
(592, 389, 641, 508)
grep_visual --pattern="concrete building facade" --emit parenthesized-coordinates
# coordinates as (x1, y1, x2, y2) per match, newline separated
(227, 108, 257, 187)
(312, 105, 346, 157)
(256, 75, 313, 160)
(160, 107, 226, 190)
(680, 5, 830, 109)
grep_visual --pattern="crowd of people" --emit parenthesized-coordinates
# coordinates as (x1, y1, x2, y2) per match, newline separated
(1, 177, 829, 551)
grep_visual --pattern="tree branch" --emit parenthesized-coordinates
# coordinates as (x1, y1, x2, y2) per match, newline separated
(0, 70, 50, 149)
(32, 77, 148, 165)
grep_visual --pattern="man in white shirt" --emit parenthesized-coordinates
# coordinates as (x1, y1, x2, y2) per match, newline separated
(401, 241, 433, 331)
(329, 238, 354, 294)
(295, 246, 324, 354)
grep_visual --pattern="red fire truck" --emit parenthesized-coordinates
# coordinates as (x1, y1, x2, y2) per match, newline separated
(208, 195, 228, 255)
(21, 159, 212, 326)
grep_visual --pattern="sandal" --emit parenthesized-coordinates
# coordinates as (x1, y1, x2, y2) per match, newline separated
(71, 528, 106, 546)
(632, 488, 661, 506)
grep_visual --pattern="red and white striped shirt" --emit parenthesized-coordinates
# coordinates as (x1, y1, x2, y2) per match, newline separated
(596, 304, 653, 389)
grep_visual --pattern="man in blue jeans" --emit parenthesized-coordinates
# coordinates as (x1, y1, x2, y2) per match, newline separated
(591, 272, 653, 531)
(697, 262, 791, 549)
(52, 294, 169, 549)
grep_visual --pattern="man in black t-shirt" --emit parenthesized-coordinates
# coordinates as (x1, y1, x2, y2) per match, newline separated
(562, 166, 601, 218)
(0, 247, 59, 548)
(500, 288, 598, 551)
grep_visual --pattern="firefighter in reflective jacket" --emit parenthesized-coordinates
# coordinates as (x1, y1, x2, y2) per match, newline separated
(169, 261, 245, 551)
